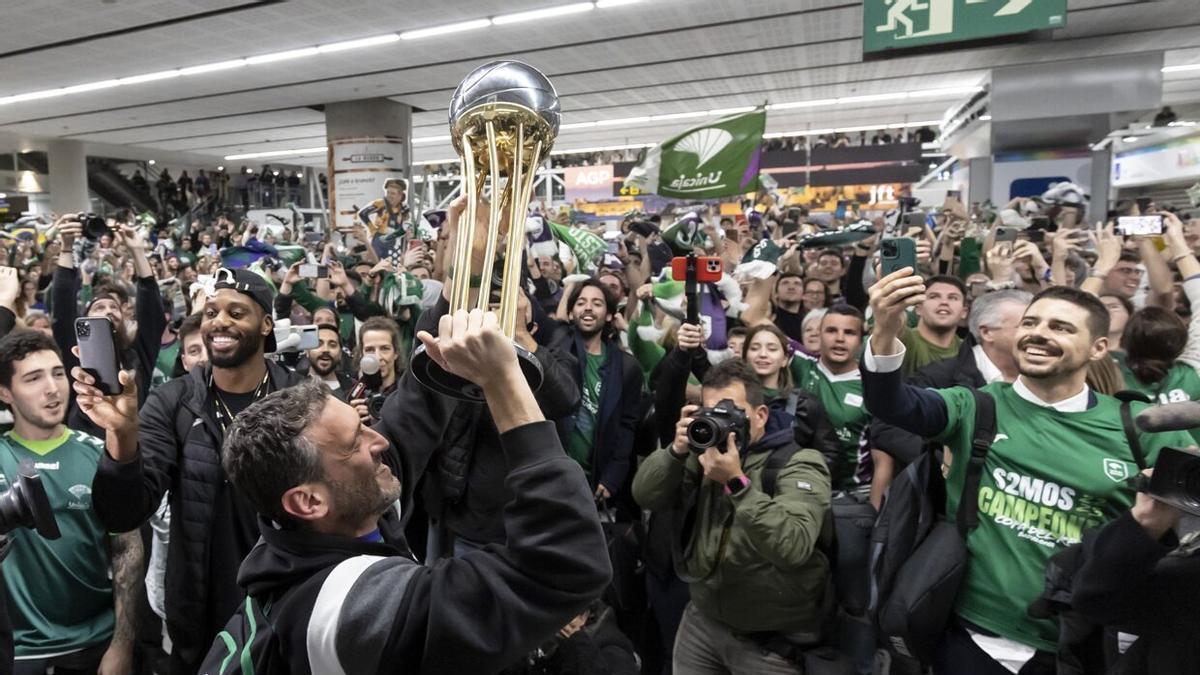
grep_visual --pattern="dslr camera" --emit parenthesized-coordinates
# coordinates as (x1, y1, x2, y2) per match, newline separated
(686, 399, 749, 453)
(80, 213, 111, 241)
(1137, 446, 1200, 516)
(0, 460, 61, 561)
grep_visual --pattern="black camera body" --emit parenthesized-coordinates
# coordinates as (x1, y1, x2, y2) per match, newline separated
(80, 214, 110, 241)
(1140, 446, 1200, 516)
(687, 398, 749, 453)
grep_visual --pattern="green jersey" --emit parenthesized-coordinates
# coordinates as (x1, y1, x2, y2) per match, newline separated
(152, 338, 180, 389)
(789, 354, 870, 489)
(900, 324, 960, 375)
(566, 348, 605, 480)
(1114, 355, 1200, 443)
(934, 383, 1192, 651)
(0, 429, 114, 658)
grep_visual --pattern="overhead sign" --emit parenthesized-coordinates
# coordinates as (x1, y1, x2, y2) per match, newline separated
(863, 0, 1067, 53)
(564, 164, 614, 202)
(1112, 134, 1200, 189)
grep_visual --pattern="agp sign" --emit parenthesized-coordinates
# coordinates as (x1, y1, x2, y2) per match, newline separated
(863, 0, 1067, 54)
(564, 164, 615, 202)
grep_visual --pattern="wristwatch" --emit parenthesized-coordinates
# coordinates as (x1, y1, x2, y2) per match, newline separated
(724, 475, 751, 496)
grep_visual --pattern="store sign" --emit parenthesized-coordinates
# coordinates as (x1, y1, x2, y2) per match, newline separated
(789, 183, 906, 212)
(576, 199, 643, 217)
(863, 0, 1067, 53)
(327, 137, 408, 230)
(1112, 135, 1200, 188)
(564, 165, 615, 202)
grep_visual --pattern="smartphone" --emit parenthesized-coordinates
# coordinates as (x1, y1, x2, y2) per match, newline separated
(902, 212, 926, 230)
(1025, 230, 1046, 243)
(629, 220, 657, 237)
(994, 227, 1019, 243)
(293, 325, 320, 351)
(298, 263, 327, 279)
(75, 317, 122, 396)
(1117, 215, 1164, 236)
(781, 220, 800, 236)
(671, 255, 723, 283)
(303, 231, 324, 244)
(880, 237, 917, 277)
(607, 239, 620, 255)
(834, 200, 848, 220)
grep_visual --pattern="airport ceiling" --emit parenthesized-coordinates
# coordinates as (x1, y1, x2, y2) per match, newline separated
(0, 0, 1197, 166)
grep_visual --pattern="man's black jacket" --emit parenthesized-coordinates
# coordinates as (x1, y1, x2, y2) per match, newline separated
(204, 421, 611, 674)
(868, 337, 984, 464)
(90, 359, 306, 673)
(375, 293, 581, 545)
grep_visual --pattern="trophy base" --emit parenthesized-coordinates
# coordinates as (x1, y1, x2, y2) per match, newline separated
(409, 341, 544, 401)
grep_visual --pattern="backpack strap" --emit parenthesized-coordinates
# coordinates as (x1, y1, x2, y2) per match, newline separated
(761, 444, 800, 497)
(1114, 390, 1150, 470)
(785, 389, 802, 418)
(956, 389, 996, 537)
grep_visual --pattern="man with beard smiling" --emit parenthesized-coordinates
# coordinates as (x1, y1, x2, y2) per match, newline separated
(557, 279, 641, 505)
(862, 270, 1193, 674)
(85, 267, 306, 674)
(306, 324, 353, 400)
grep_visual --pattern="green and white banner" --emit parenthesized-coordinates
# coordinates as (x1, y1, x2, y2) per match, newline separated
(624, 109, 766, 199)
(549, 222, 607, 273)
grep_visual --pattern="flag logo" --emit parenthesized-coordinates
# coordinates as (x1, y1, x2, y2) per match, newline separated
(1102, 458, 1130, 483)
(676, 128, 733, 167)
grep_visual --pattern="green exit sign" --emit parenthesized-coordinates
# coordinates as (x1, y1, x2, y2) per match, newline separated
(863, 0, 1068, 54)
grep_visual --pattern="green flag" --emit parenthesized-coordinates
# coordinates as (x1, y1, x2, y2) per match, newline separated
(624, 108, 766, 199)
(660, 211, 713, 255)
(549, 222, 606, 273)
(735, 238, 783, 279)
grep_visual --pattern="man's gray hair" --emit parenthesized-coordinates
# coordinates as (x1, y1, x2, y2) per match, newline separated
(968, 289, 1033, 342)
(222, 379, 330, 527)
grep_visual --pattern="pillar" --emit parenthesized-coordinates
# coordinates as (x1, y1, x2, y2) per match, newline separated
(48, 140, 90, 214)
(324, 99, 412, 230)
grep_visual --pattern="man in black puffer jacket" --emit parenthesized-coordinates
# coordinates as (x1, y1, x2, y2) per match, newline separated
(88, 269, 307, 674)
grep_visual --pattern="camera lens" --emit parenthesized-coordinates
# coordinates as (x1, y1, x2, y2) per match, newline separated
(75, 321, 91, 339)
(82, 215, 109, 241)
(687, 418, 718, 449)
(1178, 459, 1200, 508)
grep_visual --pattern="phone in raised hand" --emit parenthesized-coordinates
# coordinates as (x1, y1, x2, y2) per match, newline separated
(880, 237, 918, 277)
(75, 317, 122, 396)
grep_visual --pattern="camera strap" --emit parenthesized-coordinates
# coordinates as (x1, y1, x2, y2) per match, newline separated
(956, 389, 996, 537)
(1118, 398, 1148, 471)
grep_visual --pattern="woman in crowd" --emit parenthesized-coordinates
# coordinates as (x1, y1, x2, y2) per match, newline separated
(742, 323, 794, 401)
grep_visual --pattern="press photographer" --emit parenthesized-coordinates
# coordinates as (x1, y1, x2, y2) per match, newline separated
(1069, 402, 1200, 674)
(632, 359, 834, 673)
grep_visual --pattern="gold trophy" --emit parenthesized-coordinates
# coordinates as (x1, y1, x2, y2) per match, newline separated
(409, 60, 560, 400)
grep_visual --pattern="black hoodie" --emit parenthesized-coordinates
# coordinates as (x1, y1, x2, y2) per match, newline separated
(206, 420, 612, 674)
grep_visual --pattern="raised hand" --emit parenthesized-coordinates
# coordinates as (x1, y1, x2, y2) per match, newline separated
(867, 267, 925, 354)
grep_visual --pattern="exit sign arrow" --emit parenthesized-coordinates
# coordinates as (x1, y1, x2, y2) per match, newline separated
(995, 0, 1033, 16)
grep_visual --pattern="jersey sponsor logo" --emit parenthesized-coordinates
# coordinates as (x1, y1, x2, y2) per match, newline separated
(1103, 458, 1131, 483)
(67, 484, 92, 510)
(994, 433, 1009, 443)
(978, 469, 1099, 549)
(1157, 389, 1190, 405)
(843, 392, 864, 407)
(32, 461, 59, 471)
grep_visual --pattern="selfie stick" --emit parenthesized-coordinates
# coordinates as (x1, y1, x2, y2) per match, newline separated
(684, 253, 700, 325)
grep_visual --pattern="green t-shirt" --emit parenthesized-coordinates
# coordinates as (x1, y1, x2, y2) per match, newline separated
(789, 354, 869, 490)
(0, 429, 114, 658)
(900, 324, 960, 375)
(933, 383, 1193, 651)
(566, 348, 606, 480)
(1116, 357, 1200, 443)
(152, 338, 180, 389)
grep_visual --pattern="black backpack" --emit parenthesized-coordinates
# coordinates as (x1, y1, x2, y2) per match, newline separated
(867, 388, 997, 664)
(197, 595, 285, 675)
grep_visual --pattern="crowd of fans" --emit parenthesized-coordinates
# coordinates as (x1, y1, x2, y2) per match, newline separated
(0, 175, 1196, 675)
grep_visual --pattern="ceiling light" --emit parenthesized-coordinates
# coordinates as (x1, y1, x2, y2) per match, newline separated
(245, 47, 320, 65)
(178, 59, 247, 76)
(979, 114, 992, 121)
(224, 147, 327, 161)
(1122, 136, 1139, 142)
(837, 92, 910, 105)
(492, 2, 594, 25)
(551, 142, 655, 155)
(400, 19, 492, 40)
(1162, 63, 1200, 73)
(596, 0, 643, 6)
(272, 170, 280, 176)
(216, 166, 224, 171)
(560, 121, 599, 130)
(411, 135, 451, 144)
(317, 34, 400, 53)
(148, 159, 156, 165)
(118, 70, 181, 85)
(7, 89, 67, 103)
(60, 79, 121, 95)
(907, 86, 983, 99)
(414, 158, 459, 166)
(768, 99, 837, 111)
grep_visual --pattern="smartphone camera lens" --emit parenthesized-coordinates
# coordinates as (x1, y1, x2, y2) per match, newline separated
(75, 322, 91, 339)
(882, 241, 897, 256)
